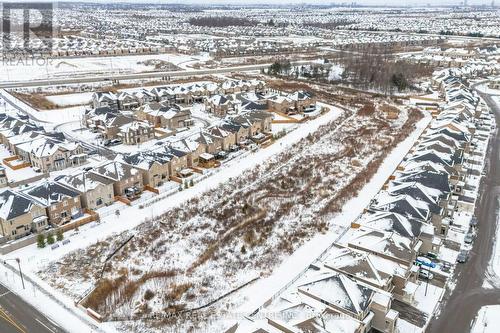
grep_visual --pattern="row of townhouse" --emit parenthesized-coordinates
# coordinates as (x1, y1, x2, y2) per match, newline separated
(0, 159, 146, 241)
(91, 79, 267, 110)
(115, 110, 274, 187)
(227, 77, 494, 333)
(0, 114, 87, 173)
(204, 90, 316, 117)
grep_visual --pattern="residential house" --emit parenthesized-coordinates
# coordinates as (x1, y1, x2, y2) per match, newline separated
(58, 171, 114, 210)
(116, 151, 171, 187)
(0, 189, 47, 240)
(23, 181, 82, 226)
(90, 161, 143, 198)
(118, 121, 155, 145)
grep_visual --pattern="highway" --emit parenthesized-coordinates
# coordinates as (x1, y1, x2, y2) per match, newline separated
(0, 283, 65, 333)
(0, 60, 315, 89)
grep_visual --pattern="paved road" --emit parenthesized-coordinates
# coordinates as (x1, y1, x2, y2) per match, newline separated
(0, 283, 65, 333)
(0, 60, 317, 89)
(427, 88, 500, 333)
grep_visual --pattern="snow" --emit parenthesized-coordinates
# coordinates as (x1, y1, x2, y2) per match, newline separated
(0, 261, 109, 333)
(471, 305, 500, 333)
(412, 281, 444, 316)
(45, 92, 93, 107)
(8, 102, 344, 278)
(396, 318, 422, 333)
(0, 53, 201, 82)
(235, 113, 431, 315)
(484, 210, 500, 289)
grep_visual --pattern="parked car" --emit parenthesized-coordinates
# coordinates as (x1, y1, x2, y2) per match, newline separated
(424, 252, 438, 260)
(419, 270, 434, 280)
(457, 250, 469, 263)
(464, 233, 474, 244)
(470, 216, 478, 227)
(441, 262, 452, 273)
(416, 256, 436, 268)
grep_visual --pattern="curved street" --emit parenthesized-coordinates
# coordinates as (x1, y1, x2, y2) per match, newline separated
(428, 87, 500, 333)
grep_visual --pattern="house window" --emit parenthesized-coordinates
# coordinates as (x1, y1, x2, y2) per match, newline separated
(63, 200, 68, 207)
(61, 211, 68, 218)
(96, 198, 103, 206)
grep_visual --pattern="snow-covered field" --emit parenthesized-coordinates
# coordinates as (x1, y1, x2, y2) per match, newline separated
(45, 92, 94, 106)
(0, 53, 209, 82)
(471, 305, 500, 333)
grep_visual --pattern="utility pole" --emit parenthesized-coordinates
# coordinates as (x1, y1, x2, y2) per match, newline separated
(3, 258, 25, 289)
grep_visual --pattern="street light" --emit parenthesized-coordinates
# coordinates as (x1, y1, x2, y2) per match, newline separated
(3, 258, 25, 289)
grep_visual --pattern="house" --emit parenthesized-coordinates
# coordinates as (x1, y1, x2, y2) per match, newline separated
(355, 210, 437, 256)
(92, 92, 118, 109)
(322, 243, 415, 304)
(0, 166, 7, 188)
(0, 189, 48, 240)
(23, 181, 82, 226)
(206, 126, 235, 151)
(118, 121, 155, 145)
(116, 151, 171, 187)
(346, 227, 421, 266)
(170, 139, 204, 167)
(288, 91, 316, 113)
(17, 138, 86, 173)
(89, 161, 143, 199)
(194, 132, 224, 154)
(204, 94, 234, 117)
(136, 103, 192, 129)
(117, 92, 140, 110)
(98, 114, 136, 140)
(58, 171, 115, 210)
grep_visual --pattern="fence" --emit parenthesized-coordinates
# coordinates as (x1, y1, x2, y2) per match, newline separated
(0, 213, 99, 254)
(0, 260, 105, 332)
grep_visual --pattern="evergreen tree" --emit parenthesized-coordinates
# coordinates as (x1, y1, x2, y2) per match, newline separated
(46, 232, 55, 245)
(37, 234, 46, 248)
(56, 229, 64, 242)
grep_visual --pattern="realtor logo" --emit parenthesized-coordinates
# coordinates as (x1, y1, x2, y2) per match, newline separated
(1, 2, 54, 54)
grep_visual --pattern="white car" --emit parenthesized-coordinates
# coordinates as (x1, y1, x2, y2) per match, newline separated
(419, 270, 434, 280)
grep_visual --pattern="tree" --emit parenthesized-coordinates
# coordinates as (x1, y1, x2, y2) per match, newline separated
(189, 179, 194, 187)
(46, 232, 55, 245)
(56, 229, 64, 242)
(37, 234, 45, 248)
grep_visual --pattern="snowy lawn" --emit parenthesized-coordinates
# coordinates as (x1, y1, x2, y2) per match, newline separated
(471, 305, 500, 333)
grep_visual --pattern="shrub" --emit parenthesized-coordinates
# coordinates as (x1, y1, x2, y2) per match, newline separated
(56, 229, 64, 242)
(46, 232, 55, 245)
(144, 289, 155, 301)
(37, 234, 45, 248)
